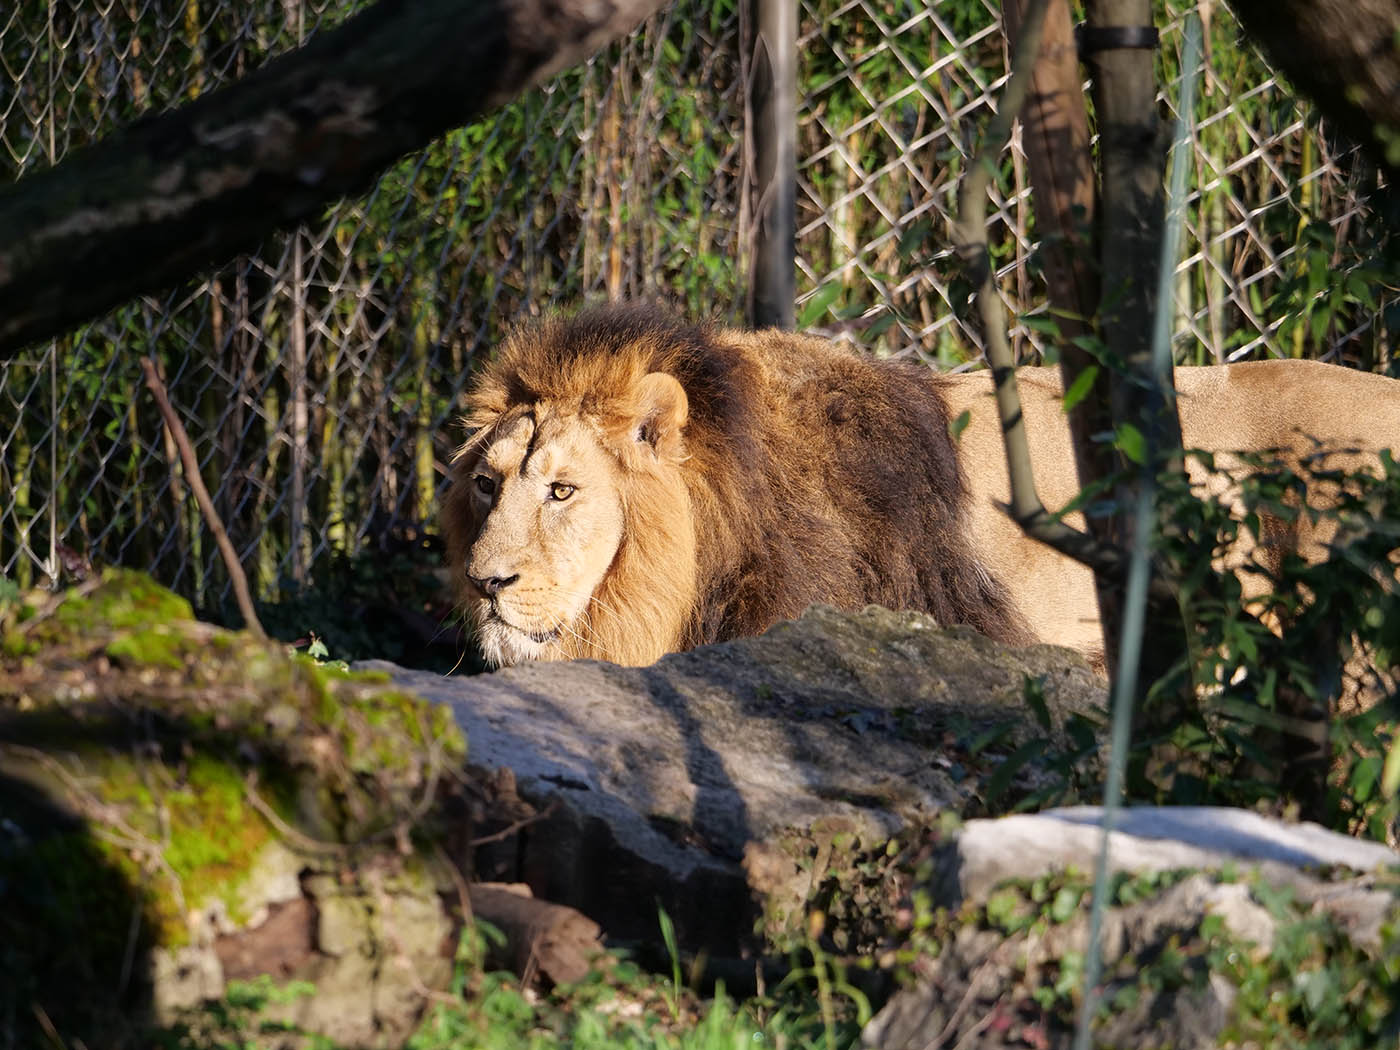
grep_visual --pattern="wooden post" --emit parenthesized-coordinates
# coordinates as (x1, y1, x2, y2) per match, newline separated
(1085, 0, 1181, 457)
(1084, 0, 1186, 695)
(746, 0, 796, 329)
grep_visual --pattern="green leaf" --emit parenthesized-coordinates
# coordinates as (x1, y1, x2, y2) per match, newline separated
(1115, 423, 1147, 465)
(1019, 314, 1064, 337)
(864, 311, 898, 339)
(897, 218, 933, 260)
(796, 283, 842, 327)
(985, 888, 1026, 932)
(1023, 674, 1052, 732)
(1309, 303, 1332, 344)
(948, 409, 972, 443)
(1049, 885, 1083, 923)
(1351, 754, 1380, 803)
(1061, 364, 1100, 414)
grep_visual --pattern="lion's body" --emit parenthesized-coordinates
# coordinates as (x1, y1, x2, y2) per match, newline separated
(941, 360, 1400, 661)
(442, 305, 1029, 666)
(444, 304, 1400, 669)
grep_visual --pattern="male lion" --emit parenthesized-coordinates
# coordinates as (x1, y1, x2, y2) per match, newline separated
(442, 303, 1032, 667)
(445, 304, 1400, 669)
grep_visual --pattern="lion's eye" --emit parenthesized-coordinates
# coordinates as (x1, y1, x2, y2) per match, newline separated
(549, 482, 576, 502)
(472, 474, 496, 497)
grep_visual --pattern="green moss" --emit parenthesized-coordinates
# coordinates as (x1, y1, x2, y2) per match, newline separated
(163, 757, 275, 930)
(105, 625, 187, 670)
(51, 569, 193, 634)
(3, 569, 480, 1048)
(5, 570, 469, 902)
(1, 627, 36, 658)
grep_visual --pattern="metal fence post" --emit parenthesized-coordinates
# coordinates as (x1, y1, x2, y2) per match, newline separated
(746, 0, 796, 329)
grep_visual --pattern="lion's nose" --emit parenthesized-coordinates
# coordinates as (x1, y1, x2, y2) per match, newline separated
(467, 573, 519, 597)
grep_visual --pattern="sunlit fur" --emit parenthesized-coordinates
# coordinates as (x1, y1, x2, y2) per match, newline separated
(941, 360, 1400, 667)
(442, 303, 1030, 667)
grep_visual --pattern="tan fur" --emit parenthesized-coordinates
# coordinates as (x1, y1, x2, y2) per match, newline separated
(442, 304, 1028, 667)
(942, 360, 1400, 662)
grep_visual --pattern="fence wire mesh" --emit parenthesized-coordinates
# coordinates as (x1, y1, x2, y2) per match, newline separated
(1, 0, 1395, 620)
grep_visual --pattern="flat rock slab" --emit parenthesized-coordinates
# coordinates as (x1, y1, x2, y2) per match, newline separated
(944, 805, 1400, 906)
(366, 604, 1105, 947)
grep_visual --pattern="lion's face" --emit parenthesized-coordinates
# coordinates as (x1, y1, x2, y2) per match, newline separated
(454, 409, 627, 666)
(445, 347, 697, 669)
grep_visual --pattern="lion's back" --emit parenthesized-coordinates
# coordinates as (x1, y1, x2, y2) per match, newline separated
(687, 327, 1027, 646)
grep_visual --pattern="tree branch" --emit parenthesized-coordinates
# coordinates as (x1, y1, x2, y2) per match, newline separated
(0, 0, 670, 358)
(953, 0, 1122, 577)
(140, 358, 266, 639)
(1230, 0, 1400, 179)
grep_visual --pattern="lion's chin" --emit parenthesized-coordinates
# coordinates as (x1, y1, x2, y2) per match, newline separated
(473, 607, 564, 667)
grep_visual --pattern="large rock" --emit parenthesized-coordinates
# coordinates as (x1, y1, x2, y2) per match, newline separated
(15, 576, 1396, 1050)
(369, 603, 1108, 949)
(866, 806, 1400, 1050)
(1, 571, 466, 1048)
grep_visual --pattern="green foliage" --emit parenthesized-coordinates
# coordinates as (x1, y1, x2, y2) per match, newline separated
(156, 976, 327, 1049)
(952, 675, 1103, 817)
(162, 920, 867, 1050)
(1121, 447, 1400, 837)
(1207, 901, 1400, 1048)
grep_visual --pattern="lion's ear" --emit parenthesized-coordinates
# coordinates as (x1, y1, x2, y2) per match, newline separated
(633, 372, 689, 460)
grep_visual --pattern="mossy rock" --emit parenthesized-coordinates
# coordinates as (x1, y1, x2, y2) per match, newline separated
(0, 570, 467, 1048)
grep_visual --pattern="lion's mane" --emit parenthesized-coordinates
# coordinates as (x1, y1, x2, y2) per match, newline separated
(443, 303, 1031, 664)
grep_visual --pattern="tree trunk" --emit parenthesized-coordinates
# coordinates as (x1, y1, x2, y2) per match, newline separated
(1003, 0, 1121, 668)
(0, 0, 670, 359)
(1084, 0, 1185, 692)
(1230, 0, 1400, 178)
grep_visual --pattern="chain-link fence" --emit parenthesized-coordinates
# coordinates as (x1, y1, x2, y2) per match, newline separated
(2, 0, 1396, 619)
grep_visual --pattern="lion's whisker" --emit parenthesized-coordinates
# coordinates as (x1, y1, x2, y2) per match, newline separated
(586, 593, 624, 624)
(557, 617, 615, 660)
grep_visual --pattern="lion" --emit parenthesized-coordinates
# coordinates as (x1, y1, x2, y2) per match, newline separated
(444, 303, 1400, 670)
(941, 360, 1400, 664)
(442, 303, 1032, 667)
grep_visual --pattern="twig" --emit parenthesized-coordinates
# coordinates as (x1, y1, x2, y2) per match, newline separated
(432, 840, 474, 925)
(951, 0, 1121, 578)
(139, 356, 266, 639)
(469, 799, 559, 846)
(918, 955, 999, 1050)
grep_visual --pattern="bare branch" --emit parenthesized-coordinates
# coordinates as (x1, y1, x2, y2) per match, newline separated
(952, 0, 1122, 577)
(140, 358, 266, 639)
